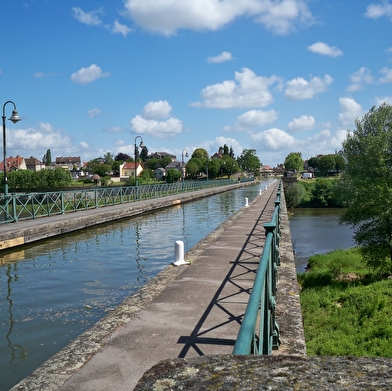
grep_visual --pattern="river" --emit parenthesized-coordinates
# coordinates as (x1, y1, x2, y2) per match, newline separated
(289, 208, 355, 273)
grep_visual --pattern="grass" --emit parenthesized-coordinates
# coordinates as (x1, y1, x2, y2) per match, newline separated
(298, 248, 392, 357)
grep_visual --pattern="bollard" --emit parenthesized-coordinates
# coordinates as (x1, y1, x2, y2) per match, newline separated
(172, 240, 189, 266)
(245, 197, 249, 207)
(259, 189, 262, 195)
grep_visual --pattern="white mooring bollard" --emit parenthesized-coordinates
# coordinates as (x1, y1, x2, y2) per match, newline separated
(259, 189, 262, 195)
(172, 240, 189, 266)
(245, 197, 249, 207)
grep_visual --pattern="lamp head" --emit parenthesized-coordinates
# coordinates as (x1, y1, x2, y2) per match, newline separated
(139, 141, 145, 149)
(9, 110, 21, 124)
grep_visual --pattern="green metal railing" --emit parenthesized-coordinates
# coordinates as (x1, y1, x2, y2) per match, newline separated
(233, 181, 281, 355)
(0, 179, 254, 224)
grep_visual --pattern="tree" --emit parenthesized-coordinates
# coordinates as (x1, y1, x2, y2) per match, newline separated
(311, 178, 333, 207)
(185, 158, 201, 178)
(340, 103, 392, 275)
(307, 156, 319, 170)
(43, 149, 52, 166)
(237, 149, 261, 174)
(115, 152, 130, 161)
(334, 154, 346, 173)
(284, 152, 303, 172)
(191, 148, 209, 160)
(285, 183, 306, 208)
(318, 155, 335, 174)
(166, 168, 181, 183)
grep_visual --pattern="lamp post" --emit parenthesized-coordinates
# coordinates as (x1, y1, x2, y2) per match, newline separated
(2, 101, 21, 196)
(181, 148, 188, 182)
(134, 135, 145, 187)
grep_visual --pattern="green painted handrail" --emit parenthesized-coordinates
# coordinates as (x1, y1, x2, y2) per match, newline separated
(233, 180, 281, 355)
(0, 179, 254, 224)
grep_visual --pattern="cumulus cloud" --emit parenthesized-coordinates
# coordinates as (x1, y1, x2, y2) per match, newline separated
(131, 100, 182, 138)
(347, 67, 374, 92)
(72, 7, 103, 26)
(123, 0, 313, 36)
(192, 68, 281, 109)
(131, 115, 183, 138)
(338, 97, 363, 127)
(365, 2, 392, 20)
(236, 109, 278, 129)
(8, 122, 72, 151)
(70, 64, 110, 84)
(379, 67, 392, 83)
(307, 42, 343, 57)
(284, 74, 333, 100)
(250, 128, 295, 150)
(207, 51, 233, 63)
(112, 20, 133, 36)
(287, 115, 315, 132)
(142, 100, 172, 119)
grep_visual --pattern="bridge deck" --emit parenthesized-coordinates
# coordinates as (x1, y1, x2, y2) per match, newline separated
(11, 180, 305, 391)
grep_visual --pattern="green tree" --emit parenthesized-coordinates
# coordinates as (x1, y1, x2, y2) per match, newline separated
(237, 149, 261, 174)
(311, 178, 333, 207)
(43, 149, 52, 166)
(208, 158, 221, 178)
(318, 155, 335, 174)
(284, 152, 303, 172)
(166, 168, 182, 183)
(307, 156, 319, 170)
(285, 183, 306, 208)
(340, 103, 392, 275)
(191, 148, 209, 160)
(334, 154, 346, 173)
(185, 158, 201, 178)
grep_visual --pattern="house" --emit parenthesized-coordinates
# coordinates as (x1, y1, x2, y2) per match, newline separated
(25, 157, 46, 171)
(55, 156, 82, 171)
(0, 155, 27, 172)
(120, 162, 144, 179)
(165, 161, 186, 178)
(146, 152, 176, 162)
(153, 167, 166, 181)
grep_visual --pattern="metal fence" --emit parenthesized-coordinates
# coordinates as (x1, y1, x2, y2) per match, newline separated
(0, 179, 254, 224)
(233, 181, 281, 355)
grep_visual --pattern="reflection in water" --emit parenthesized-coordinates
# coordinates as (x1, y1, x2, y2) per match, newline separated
(289, 208, 355, 273)
(0, 181, 273, 390)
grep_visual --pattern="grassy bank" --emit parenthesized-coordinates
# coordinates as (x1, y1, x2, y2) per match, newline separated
(298, 248, 392, 357)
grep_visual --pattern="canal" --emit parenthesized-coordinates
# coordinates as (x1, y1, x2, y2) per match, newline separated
(1, 180, 273, 391)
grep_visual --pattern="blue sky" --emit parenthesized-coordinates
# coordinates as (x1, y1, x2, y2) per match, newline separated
(2, 0, 392, 167)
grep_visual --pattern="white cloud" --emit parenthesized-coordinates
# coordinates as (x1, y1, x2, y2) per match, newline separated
(106, 126, 123, 133)
(80, 141, 89, 148)
(8, 122, 72, 150)
(207, 51, 233, 63)
(142, 100, 172, 119)
(285, 74, 333, 100)
(236, 109, 278, 128)
(112, 20, 133, 36)
(70, 64, 110, 84)
(338, 97, 363, 127)
(123, 0, 313, 36)
(365, 2, 392, 20)
(250, 128, 295, 150)
(307, 42, 343, 57)
(72, 7, 103, 26)
(192, 68, 281, 108)
(379, 67, 392, 83)
(287, 115, 315, 132)
(131, 115, 183, 138)
(376, 96, 392, 105)
(385, 47, 392, 53)
(87, 108, 102, 118)
(347, 67, 374, 92)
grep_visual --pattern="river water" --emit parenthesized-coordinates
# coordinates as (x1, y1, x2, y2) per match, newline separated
(289, 208, 355, 273)
(0, 180, 274, 390)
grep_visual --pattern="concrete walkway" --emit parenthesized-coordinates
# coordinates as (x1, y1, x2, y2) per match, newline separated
(11, 180, 304, 391)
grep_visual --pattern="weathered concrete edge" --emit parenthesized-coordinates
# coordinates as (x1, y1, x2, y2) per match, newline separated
(274, 190, 307, 356)
(9, 183, 265, 391)
(133, 355, 392, 390)
(0, 183, 249, 252)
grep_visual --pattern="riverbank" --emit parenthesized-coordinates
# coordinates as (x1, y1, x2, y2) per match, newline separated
(299, 247, 392, 357)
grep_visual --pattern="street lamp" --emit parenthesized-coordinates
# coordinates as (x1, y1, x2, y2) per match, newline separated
(134, 135, 145, 186)
(181, 148, 188, 181)
(2, 101, 21, 196)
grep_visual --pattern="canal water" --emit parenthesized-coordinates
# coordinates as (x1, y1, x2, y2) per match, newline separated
(0, 180, 274, 391)
(289, 208, 355, 273)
